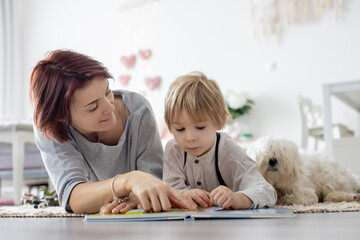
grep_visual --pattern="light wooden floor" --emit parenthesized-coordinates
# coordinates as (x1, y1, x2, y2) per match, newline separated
(1, 211, 360, 240)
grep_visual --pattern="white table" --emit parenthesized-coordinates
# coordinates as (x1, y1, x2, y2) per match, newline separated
(0, 122, 36, 205)
(323, 80, 360, 157)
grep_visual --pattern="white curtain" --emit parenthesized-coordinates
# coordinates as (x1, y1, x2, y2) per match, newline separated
(0, 0, 23, 120)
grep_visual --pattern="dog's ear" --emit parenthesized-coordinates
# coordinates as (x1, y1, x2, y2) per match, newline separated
(292, 168, 298, 179)
(283, 140, 301, 179)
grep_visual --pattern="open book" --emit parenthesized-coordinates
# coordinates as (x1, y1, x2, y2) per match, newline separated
(84, 207, 295, 222)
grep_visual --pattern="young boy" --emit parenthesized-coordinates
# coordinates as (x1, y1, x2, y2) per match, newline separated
(163, 71, 277, 209)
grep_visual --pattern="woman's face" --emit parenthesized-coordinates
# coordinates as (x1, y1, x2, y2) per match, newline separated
(70, 76, 116, 139)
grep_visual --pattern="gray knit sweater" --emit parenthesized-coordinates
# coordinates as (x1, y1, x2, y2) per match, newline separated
(34, 90, 163, 211)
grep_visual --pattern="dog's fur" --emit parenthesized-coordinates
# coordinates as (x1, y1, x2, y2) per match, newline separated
(246, 136, 360, 205)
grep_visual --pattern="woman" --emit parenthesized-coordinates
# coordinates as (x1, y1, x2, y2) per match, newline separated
(30, 50, 196, 214)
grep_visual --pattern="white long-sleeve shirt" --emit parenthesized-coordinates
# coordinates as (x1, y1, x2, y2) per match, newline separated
(163, 132, 277, 208)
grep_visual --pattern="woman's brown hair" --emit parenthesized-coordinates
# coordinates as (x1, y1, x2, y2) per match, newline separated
(30, 50, 113, 143)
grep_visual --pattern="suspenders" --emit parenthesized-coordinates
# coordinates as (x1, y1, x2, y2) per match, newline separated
(183, 132, 227, 187)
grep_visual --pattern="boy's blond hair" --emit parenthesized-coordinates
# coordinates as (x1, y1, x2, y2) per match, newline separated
(164, 71, 230, 131)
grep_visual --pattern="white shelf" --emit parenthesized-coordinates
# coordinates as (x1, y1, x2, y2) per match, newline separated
(323, 80, 360, 157)
(332, 137, 360, 175)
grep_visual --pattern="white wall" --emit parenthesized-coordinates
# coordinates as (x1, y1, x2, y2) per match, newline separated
(14, 0, 360, 147)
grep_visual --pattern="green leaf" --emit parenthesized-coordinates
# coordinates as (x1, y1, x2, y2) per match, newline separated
(227, 98, 254, 121)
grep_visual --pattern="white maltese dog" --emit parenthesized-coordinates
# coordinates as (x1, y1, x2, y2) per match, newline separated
(246, 136, 360, 206)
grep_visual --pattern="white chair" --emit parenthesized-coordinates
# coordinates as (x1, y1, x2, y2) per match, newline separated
(297, 94, 354, 150)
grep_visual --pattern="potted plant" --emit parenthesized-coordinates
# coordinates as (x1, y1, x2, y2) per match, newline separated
(225, 90, 254, 141)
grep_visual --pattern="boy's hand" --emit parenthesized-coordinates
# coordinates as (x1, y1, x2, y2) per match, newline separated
(181, 189, 211, 208)
(210, 186, 252, 209)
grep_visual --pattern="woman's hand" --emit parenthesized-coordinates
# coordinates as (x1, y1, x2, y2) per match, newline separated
(181, 189, 211, 208)
(116, 171, 198, 212)
(210, 186, 252, 210)
(100, 193, 141, 214)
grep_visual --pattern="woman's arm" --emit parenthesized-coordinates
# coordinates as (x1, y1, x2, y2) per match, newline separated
(68, 179, 113, 214)
(76, 171, 197, 214)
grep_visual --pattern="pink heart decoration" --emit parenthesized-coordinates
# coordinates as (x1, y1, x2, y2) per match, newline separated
(121, 55, 136, 69)
(145, 76, 161, 90)
(139, 49, 152, 60)
(118, 75, 131, 86)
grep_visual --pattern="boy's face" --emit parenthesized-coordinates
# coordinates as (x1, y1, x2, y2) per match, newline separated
(171, 110, 217, 157)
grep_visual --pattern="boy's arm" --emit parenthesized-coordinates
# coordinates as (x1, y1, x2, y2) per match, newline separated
(163, 140, 191, 192)
(210, 185, 252, 209)
(234, 192, 253, 209)
(219, 133, 277, 209)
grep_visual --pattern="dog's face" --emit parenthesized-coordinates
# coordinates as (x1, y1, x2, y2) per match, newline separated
(246, 137, 302, 189)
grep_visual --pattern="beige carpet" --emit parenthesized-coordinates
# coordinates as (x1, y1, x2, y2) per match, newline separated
(1, 201, 359, 217)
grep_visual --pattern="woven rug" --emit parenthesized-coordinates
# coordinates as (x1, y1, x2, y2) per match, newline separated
(0, 201, 359, 217)
(276, 201, 360, 213)
(0, 205, 84, 218)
